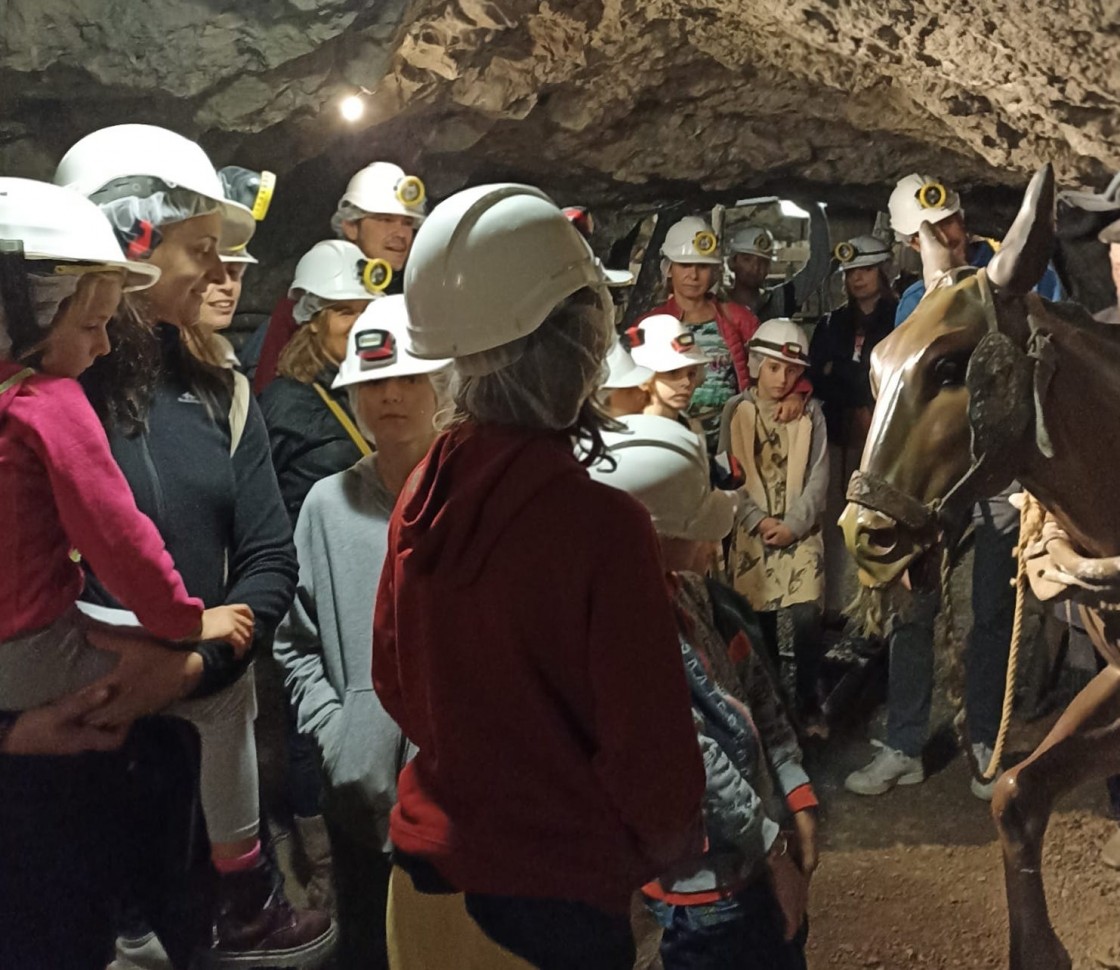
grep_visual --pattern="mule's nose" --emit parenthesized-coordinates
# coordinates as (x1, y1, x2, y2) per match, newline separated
(839, 504, 899, 561)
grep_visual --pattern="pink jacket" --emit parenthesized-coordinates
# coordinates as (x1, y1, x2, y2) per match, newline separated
(0, 362, 203, 642)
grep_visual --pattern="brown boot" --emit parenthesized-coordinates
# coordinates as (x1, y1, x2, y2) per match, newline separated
(293, 814, 336, 914)
(198, 860, 337, 969)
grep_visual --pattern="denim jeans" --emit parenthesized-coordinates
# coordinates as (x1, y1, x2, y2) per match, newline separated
(647, 881, 807, 970)
(465, 893, 635, 970)
(886, 498, 1018, 757)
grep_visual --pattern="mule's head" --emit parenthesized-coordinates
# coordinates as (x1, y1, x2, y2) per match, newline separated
(842, 165, 1056, 589)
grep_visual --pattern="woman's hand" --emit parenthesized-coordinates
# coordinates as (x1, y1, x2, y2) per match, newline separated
(0, 685, 129, 756)
(81, 631, 205, 729)
(774, 393, 807, 423)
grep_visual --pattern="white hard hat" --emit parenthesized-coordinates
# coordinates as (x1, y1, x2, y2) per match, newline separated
(339, 162, 427, 224)
(403, 183, 612, 360)
(289, 240, 387, 302)
(628, 314, 709, 373)
(0, 177, 159, 292)
(748, 318, 810, 379)
(728, 226, 777, 261)
(54, 124, 256, 252)
(602, 339, 653, 390)
(834, 234, 893, 271)
(333, 295, 450, 389)
(589, 414, 737, 542)
(888, 174, 962, 238)
(660, 216, 722, 265)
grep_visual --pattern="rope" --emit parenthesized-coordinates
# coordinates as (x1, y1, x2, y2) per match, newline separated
(978, 493, 1046, 781)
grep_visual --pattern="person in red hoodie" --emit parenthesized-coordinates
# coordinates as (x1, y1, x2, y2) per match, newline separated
(372, 183, 706, 970)
(635, 216, 807, 452)
(251, 162, 426, 394)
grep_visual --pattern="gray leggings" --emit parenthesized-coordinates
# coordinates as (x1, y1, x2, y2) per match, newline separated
(0, 609, 259, 844)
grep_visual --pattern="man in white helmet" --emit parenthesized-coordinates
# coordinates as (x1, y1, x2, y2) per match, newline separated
(726, 207, 831, 323)
(889, 173, 1063, 325)
(252, 161, 426, 394)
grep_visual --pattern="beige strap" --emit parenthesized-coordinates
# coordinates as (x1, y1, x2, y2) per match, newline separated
(0, 367, 35, 396)
(312, 382, 372, 457)
(228, 371, 251, 456)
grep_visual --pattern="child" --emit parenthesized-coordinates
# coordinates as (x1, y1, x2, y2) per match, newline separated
(628, 313, 707, 433)
(590, 413, 817, 970)
(630, 314, 744, 495)
(719, 319, 829, 729)
(598, 339, 651, 418)
(0, 179, 260, 883)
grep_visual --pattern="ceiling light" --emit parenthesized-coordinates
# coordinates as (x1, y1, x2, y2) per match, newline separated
(340, 94, 365, 122)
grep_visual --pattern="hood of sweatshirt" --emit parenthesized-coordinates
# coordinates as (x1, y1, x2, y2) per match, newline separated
(396, 421, 587, 587)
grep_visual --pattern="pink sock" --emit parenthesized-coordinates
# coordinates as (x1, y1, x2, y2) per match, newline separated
(212, 840, 261, 874)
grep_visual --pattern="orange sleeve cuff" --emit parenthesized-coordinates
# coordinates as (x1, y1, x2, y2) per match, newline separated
(786, 783, 818, 813)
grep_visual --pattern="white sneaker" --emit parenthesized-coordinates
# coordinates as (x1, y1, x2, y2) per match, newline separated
(845, 741, 925, 795)
(970, 743, 1002, 801)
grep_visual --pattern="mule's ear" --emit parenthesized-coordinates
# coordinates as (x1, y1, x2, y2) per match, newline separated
(918, 220, 955, 290)
(987, 164, 1055, 295)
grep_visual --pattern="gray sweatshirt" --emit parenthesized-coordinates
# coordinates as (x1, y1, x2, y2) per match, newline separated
(273, 455, 412, 851)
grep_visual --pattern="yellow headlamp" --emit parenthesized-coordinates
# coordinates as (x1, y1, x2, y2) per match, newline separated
(361, 258, 393, 294)
(692, 230, 718, 256)
(395, 176, 426, 208)
(833, 241, 856, 263)
(251, 171, 277, 221)
(917, 181, 948, 210)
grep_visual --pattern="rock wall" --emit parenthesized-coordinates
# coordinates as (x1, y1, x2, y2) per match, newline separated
(2, 0, 1117, 300)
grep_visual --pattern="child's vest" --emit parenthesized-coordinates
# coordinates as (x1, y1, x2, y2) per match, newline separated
(726, 395, 824, 611)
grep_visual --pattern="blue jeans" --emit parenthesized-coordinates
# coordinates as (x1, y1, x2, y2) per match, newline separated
(887, 498, 1018, 757)
(647, 881, 807, 970)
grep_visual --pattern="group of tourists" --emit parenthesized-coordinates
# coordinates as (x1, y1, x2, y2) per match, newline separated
(1, 118, 1117, 970)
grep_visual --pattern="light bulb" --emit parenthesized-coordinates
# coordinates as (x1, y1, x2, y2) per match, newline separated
(340, 95, 365, 122)
(778, 199, 811, 220)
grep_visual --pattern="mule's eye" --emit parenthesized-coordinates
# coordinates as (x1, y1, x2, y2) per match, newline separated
(933, 353, 969, 387)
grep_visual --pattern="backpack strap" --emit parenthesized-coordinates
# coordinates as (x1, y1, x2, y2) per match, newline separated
(0, 367, 35, 396)
(228, 370, 251, 456)
(311, 382, 373, 457)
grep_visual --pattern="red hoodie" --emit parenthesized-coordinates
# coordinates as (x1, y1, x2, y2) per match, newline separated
(372, 422, 705, 913)
(0, 361, 203, 641)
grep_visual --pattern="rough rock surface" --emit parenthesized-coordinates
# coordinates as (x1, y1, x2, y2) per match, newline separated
(2, 0, 1118, 287)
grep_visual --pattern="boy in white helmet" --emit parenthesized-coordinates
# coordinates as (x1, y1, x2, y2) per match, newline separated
(888, 173, 1063, 325)
(589, 414, 817, 970)
(719, 320, 828, 730)
(1095, 216, 1120, 324)
(252, 161, 426, 394)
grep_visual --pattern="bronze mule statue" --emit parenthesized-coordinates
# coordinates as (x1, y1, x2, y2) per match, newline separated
(840, 164, 1120, 970)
